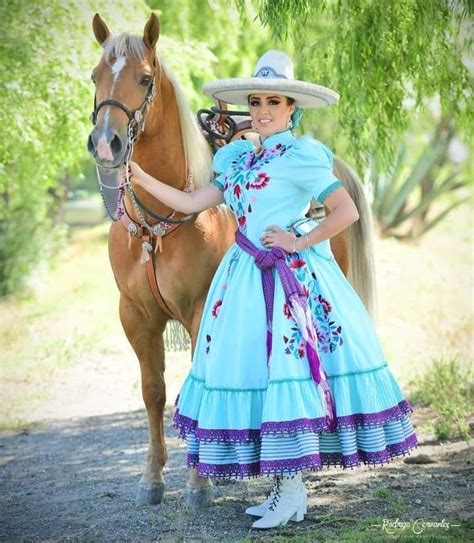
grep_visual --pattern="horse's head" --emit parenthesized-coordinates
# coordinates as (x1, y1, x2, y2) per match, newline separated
(87, 14, 160, 168)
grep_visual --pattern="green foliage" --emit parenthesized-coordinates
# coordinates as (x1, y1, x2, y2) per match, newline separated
(0, 0, 152, 296)
(410, 357, 473, 440)
(371, 118, 470, 238)
(0, 0, 270, 296)
(254, 0, 473, 169)
(2, 0, 471, 294)
(146, 0, 271, 100)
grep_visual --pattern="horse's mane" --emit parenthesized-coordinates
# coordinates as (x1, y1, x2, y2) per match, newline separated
(103, 33, 212, 188)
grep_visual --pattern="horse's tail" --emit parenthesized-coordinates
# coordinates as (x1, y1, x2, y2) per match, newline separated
(333, 156, 377, 319)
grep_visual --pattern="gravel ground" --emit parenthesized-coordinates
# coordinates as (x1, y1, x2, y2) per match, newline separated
(1, 337, 473, 542)
(1, 404, 473, 542)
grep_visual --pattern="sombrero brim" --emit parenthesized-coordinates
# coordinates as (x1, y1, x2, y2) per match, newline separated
(202, 77, 339, 108)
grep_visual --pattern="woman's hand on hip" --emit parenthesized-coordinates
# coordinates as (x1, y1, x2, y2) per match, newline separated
(260, 225, 297, 253)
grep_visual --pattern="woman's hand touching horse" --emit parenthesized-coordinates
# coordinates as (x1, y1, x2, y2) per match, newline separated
(128, 161, 224, 214)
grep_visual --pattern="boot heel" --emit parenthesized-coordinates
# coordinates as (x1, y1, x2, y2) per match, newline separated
(290, 507, 305, 522)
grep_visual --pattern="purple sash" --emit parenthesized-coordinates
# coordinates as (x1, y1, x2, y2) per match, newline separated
(235, 229, 336, 430)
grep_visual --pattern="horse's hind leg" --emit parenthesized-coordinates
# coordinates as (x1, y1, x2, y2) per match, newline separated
(186, 468, 214, 508)
(119, 294, 168, 505)
(184, 300, 214, 509)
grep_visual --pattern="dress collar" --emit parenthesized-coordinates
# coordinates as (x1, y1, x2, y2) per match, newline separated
(260, 129, 296, 150)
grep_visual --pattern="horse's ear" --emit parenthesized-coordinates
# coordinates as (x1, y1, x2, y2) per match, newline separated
(93, 13, 111, 46)
(143, 13, 160, 50)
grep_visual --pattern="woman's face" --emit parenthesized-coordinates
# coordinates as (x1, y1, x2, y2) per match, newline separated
(248, 93, 295, 139)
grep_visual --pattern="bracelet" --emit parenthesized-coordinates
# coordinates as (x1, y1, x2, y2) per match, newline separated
(305, 233, 310, 249)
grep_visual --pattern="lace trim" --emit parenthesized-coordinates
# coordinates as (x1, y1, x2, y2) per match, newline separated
(187, 453, 199, 466)
(189, 434, 418, 479)
(173, 399, 414, 442)
(320, 433, 419, 469)
(336, 399, 414, 429)
(173, 410, 262, 442)
(261, 417, 329, 434)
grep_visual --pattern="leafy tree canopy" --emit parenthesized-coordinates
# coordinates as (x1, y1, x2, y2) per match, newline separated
(0, 0, 270, 296)
(252, 0, 473, 167)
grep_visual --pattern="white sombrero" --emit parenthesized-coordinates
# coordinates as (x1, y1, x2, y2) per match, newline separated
(203, 50, 339, 108)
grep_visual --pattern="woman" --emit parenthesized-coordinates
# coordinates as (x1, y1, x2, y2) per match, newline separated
(129, 50, 418, 529)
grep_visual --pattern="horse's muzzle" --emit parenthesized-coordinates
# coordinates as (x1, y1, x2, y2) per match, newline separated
(87, 126, 127, 168)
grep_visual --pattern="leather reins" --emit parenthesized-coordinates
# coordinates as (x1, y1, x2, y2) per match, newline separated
(90, 69, 196, 319)
(90, 72, 252, 320)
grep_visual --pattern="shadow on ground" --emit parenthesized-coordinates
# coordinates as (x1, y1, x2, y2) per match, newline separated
(1, 407, 472, 542)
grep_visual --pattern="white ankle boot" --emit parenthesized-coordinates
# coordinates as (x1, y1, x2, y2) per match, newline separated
(252, 474, 307, 529)
(245, 477, 280, 517)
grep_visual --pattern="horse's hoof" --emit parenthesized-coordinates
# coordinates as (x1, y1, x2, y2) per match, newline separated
(185, 485, 214, 509)
(136, 482, 165, 505)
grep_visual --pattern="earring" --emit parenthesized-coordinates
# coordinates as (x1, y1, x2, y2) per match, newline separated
(287, 116, 293, 129)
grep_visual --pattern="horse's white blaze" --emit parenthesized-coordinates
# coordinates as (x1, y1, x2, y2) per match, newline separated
(102, 56, 127, 135)
(111, 56, 126, 77)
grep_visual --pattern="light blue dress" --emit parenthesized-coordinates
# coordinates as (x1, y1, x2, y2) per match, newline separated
(174, 129, 418, 478)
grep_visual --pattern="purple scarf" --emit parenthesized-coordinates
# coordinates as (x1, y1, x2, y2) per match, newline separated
(235, 230, 336, 430)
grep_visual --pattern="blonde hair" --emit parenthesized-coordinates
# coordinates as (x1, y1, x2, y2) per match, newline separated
(103, 34, 212, 187)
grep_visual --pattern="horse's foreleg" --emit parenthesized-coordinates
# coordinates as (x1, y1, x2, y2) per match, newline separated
(119, 294, 168, 505)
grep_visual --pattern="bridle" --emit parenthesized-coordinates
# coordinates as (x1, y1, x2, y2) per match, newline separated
(89, 77, 156, 136)
(89, 70, 196, 229)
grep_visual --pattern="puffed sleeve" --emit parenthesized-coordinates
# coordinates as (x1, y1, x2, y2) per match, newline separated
(289, 136, 343, 204)
(211, 139, 254, 191)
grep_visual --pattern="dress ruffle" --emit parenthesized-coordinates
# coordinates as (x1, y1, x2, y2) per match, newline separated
(213, 139, 254, 174)
(174, 129, 419, 479)
(173, 363, 419, 478)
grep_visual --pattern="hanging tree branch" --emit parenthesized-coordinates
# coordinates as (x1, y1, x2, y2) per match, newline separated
(251, 0, 473, 167)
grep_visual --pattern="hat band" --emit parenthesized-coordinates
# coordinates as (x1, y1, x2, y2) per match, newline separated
(253, 66, 288, 79)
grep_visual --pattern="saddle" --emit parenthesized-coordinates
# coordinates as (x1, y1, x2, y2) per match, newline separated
(197, 99, 258, 151)
(197, 100, 324, 220)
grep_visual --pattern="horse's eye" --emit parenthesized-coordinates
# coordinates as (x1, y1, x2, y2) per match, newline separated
(90, 73, 96, 85)
(140, 75, 152, 87)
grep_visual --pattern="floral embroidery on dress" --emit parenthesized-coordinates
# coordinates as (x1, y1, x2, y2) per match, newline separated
(283, 253, 343, 357)
(211, 300, 222, 317)
(205, 333, 211, 354)
(247, 172, 270, 190)
(205, 249, 241, 353)
(222, 143, 292, 233)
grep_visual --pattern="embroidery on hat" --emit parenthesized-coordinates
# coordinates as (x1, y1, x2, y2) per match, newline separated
(255, 66, 287, 79)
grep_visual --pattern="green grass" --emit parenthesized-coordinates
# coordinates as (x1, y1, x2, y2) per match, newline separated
(234, 515, 473, 542)
(373, 203, 472, 388)
(409, 357, 473, 440)
(0, 223, 123, 426)
(0, 204, 472, 430)
(374, 488, 391, 499)
(1, 224, 120, 357)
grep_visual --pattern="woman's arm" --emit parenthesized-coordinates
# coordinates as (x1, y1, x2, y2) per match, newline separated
(296, 187, 359, 249)
(129, 161, 225, 214)
(261, 187, 359, 252)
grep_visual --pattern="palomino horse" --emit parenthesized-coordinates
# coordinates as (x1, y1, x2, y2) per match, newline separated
(87, 13, 376, 506)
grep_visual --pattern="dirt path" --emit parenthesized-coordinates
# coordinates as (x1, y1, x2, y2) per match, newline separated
(1, 349, 473, 542)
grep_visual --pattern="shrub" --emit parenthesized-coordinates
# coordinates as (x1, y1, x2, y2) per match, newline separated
(409, 357, 473, 440)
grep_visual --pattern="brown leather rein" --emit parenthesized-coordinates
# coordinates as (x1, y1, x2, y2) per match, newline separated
(92, 87, 252, 319)
(122, 103, 251, 319)
(122, 101, 251, 319)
